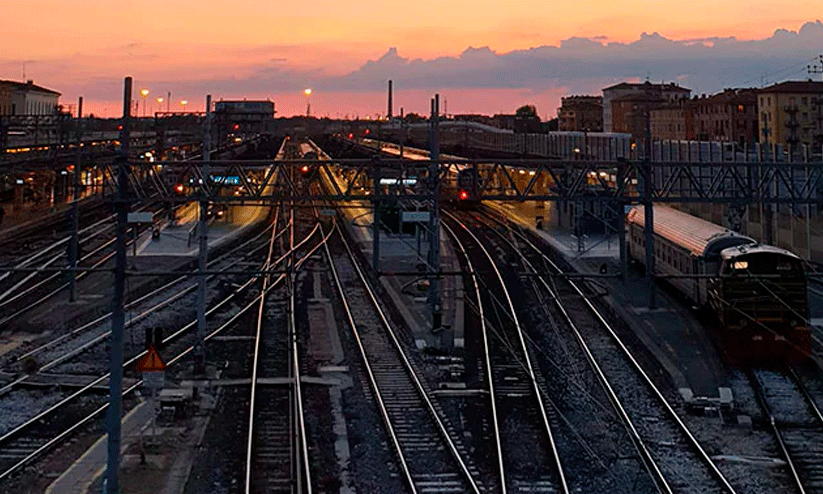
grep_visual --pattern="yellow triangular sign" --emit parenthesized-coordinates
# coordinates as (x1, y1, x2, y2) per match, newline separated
(136, 345, 167, 372)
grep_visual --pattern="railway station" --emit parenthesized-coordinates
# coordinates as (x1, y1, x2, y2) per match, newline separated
(1, 65, 823, 494)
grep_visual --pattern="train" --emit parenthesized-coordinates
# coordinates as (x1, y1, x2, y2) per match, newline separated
(626, 205, 811, 358)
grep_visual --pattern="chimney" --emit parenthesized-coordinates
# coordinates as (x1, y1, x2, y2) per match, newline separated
(387, 80, 393, 119)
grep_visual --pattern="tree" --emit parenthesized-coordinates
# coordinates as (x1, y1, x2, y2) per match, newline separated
(515, 105, 539, 119)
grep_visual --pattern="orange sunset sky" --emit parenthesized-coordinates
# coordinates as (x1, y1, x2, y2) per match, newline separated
(2, 0, 822, 117)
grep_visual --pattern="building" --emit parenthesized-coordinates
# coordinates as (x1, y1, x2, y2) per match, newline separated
(0, 79, 60, 115)
(757, 80, 823, 149)
(213, 99, 276, 136)
(602, 81, 690, 132)
(686, 88, 759, 145)
(649, 101, 687, 141)
(557, 96, 603, 132)
(611, 92, 671, 145)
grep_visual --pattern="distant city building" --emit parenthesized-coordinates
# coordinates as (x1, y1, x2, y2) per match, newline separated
(602, 81, 690, 132)
(213, 99, 276, 135)
(685, 88, 759, 145)
(649, 101, 687, 141)
(557, 96, 603, 132)
(214, 100, 275, 118)
(0, 79, 60, 116)
(757, 80, 823, 149)
(452, 114, 494, 126)
(611, 92, 671, 143)
(491, 113, 517, 131)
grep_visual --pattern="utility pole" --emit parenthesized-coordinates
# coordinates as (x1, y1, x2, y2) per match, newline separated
(195, 95, 211, 378)
(372, 155, 381, 273)
(69, 96, 82, 302)
(807, 54, 823, 81)
(428, 94, 442, 331)
(642, 111, 656, 309)
(105, 76, 131, 494)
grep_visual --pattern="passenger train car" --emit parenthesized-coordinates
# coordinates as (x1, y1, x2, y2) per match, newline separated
(627, 205, 810, 358)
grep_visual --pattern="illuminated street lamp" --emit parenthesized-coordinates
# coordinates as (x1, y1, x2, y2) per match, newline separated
(180, 100, 188, 112)
(140, 89, 149, 117)
(156, 97, 163, 115)
(304, 88, 312, 117)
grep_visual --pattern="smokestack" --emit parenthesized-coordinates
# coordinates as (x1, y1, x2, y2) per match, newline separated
(387, 80, 393, 119)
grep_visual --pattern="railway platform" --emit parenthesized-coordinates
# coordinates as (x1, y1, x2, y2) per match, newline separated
(137, 202, 268, 257)
(488, 200, 734, 409)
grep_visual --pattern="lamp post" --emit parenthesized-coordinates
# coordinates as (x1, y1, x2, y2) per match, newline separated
(180, 100, 188, 112)
(140, 89, 149, 118)
(156, 97, 163, 115)
(304, 88, 311, 117)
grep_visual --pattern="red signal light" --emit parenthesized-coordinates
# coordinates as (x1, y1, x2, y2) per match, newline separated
(347, 133, 354, 139)
(364, 128, 370, 135)
(174, 184, 184, 194)
(233, 124, 240, 130)
(458, 190, 469, 201)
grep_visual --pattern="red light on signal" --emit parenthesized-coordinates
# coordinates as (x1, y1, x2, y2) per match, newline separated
(364, 129, 370, 135)
(459, 190, 469, 201)
(233, 124, 240, 130)
(117, 125, 123, 130)
(347, 133, 354, 139)
(174, 184, 184, 194)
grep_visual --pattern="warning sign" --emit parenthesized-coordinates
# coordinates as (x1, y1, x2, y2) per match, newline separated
(136, 345, 167, 372)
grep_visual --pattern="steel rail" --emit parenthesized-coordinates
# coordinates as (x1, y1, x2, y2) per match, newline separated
(448, 212, 569, 494)
(320, 219, 417, 494)
(491, 212, 738, 494)
(748, 370, 806, 494)
(442, 220, 507, 493)
(332, 220, 483, 493)
(0, 222, 325, 484)
(290, 206, 313, 494)
(470, 211, 672, 494)
(244, 212, 324, 494)
(0, 222, 284, 399)
(0, 222, 318, 448)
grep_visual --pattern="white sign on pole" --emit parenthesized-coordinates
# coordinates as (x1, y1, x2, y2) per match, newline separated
(401, 211, 431, 223)
(128, 212, 154, 224)
(142, 371, 165, 389)
(320, 208, 337, 217)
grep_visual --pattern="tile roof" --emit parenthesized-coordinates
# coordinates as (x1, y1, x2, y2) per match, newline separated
(758, 80, 823, 94)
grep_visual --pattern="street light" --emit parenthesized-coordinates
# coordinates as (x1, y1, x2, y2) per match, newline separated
(304, 88, 312, 117)
(156, 97, 163, 115)
(180, 100, 188, 111)
(140, 89, 149, 118)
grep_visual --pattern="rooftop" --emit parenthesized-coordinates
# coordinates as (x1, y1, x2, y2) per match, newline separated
(603, 81, 691, 93)
(758, 80, 823, 94)
(0, 79, 60, 96)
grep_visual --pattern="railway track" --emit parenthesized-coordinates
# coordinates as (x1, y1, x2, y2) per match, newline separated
(245, 205, 322, 494)
(444, 214, 567, 493)
(0, 216, 309, 484)
(749, 367, 823, 493)
(324, 220, 483, 494)
(462, 208, 738, 493)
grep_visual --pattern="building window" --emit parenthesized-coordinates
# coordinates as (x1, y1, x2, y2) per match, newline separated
(738, 105, 745, 112)
(802, 97, 808, 106)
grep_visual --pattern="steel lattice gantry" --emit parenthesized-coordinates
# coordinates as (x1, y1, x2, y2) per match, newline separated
(107, 157, 823, 206)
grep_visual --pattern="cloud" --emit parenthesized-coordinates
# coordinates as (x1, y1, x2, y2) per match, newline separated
(317, 19, 823, 95)
(3, 20, 822, 114)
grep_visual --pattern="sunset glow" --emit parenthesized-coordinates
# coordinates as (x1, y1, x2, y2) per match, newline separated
(2, 1, 821, 117)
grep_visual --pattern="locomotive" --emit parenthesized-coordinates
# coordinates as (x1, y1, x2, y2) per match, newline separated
(626, 205, 811, 358)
